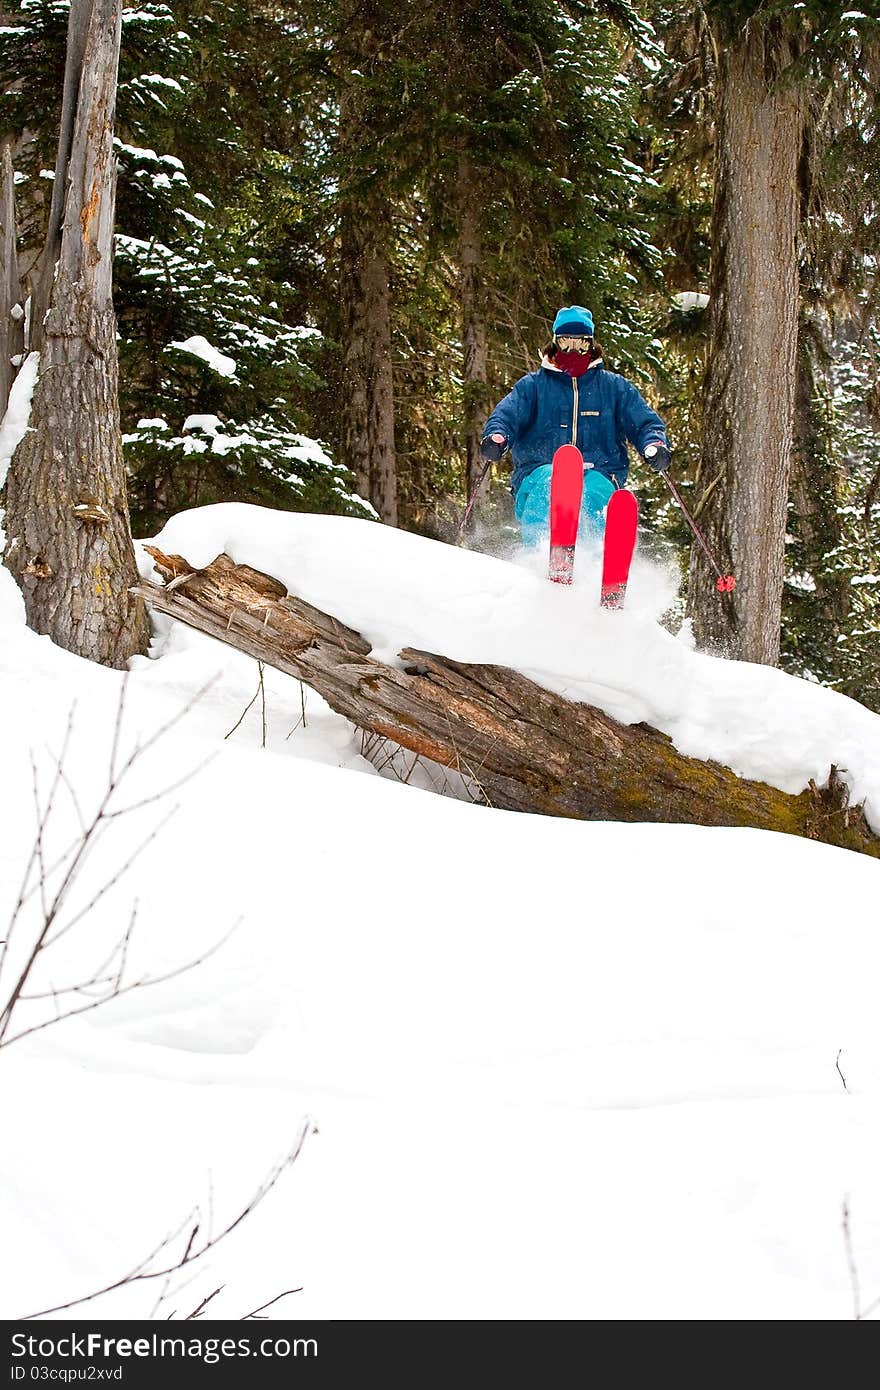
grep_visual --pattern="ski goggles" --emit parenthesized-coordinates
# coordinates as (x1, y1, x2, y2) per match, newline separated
(554, 333, 593, 354)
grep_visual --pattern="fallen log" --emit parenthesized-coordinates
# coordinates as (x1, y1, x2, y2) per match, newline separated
(133, 548, 880, 859)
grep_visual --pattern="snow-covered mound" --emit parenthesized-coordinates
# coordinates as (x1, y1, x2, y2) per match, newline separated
(149, 503, 880, 827)
(0, 506, 878, 1322)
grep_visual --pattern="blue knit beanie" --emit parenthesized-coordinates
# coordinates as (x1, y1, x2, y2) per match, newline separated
(553, 305, 594, 336)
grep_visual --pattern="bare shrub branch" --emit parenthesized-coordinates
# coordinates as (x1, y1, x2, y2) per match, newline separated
(0, 676, 218, 1051)
(21, 1118, 317, 1321)
(241, 1289, 303, 1320)
(842, 1196, 880, 1320)
(3, 673, 312, 1326)
(224, 661, 268, 746)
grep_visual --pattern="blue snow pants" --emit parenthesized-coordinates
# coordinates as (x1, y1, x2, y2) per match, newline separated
(514, 465, 615, 548)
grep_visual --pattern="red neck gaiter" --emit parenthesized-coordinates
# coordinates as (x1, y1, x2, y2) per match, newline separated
(555, 352, 593, 377)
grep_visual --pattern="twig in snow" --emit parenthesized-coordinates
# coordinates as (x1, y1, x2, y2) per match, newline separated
(185, 1286, 224, 1320)
(286, 681, 309, 739)
(842, 1197, 880, 1320)
(241, 1289, 303, 1320)
(843, 1197, 861, 1319)
(21, 1119, 317, 1320)
(224, 662, 268, 746)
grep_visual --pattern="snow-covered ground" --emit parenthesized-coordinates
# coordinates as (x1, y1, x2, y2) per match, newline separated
(1, 504, 879, 1321)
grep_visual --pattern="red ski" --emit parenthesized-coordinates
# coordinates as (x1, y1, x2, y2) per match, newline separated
(600, 487, 638, 609)
(548, 444, 584, 584)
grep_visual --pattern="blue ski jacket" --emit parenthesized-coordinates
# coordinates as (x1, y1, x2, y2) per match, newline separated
(483, 359, 668, 496)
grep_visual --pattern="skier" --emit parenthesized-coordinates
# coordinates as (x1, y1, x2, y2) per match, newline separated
(479, 305, 671, 546)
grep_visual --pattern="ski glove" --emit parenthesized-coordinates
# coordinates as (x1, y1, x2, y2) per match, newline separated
(644, 442, 671, 473)
(480, 432, 507, 463)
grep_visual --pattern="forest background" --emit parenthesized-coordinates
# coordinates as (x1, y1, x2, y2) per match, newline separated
(1, 0, 879, 707)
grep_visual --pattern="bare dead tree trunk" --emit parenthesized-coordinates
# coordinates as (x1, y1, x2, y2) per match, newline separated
(689, 21, 805, 665)
(2, 0, 149, 667)
(133, 549, 880, 861)
(458, 154, 490, 502)
(0, 142, 24, 411)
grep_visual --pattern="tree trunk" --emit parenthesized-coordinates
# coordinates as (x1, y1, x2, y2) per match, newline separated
(689, 20, 804, 665)
(0, 143, 24, 412)
(29, 0, 94, 351)
(458, 154, 490, 504)
(338, 210, 372, 509)
(338, 205, 397, 524)
(133, 549, 880, 861)
(337, 28, 397, 526)
(2, 0, 148, 667)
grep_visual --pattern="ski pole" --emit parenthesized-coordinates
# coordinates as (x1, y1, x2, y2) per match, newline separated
(455, 459, 492, 544)
(661, 471, 736, 593)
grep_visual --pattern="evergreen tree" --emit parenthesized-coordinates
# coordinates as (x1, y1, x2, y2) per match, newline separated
(645, 2, 880, 703)
(782, 6, 880, 704)
(1, 1, 368, 535)
(414, 0, 668, 509)
(3, 0, 687, 556)
(281, 0, 670, 534)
